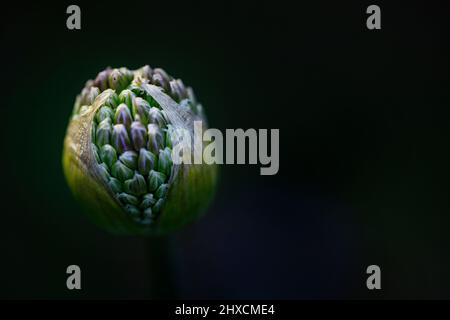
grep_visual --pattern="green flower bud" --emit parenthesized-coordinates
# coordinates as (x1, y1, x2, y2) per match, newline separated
(124, 204, 141, 218)
(169, 79, 187, 102)
(95, 105, 114, 123)
(135, 65, 153, 81)
(147, 123, 164, 154)
(117, 193, 139, 206)
(111, 160, 134, 181)
(158, 147, 173, 177)
(132, 97, 150, 125)
(86, 87, 100, 105)
(114, 103, 133, 128)
(97, 163, 110, 182)
(96, 118, 112, 147)
(169, 80, 181, 102)
(118, 150, 138, 170)
(154, 68, 171, 82)
(108, 177, 123, 193)
(92, 143, 100, 163)
(100, 144, 117, 168)
(152, 198, 165, 214)
(63, 66, 217, 235)
(93, 68, 112, 91)
(149, 107, 167, 127)
(147, 170, 166, 192)
(141, 208, 154, 225)
(80, 86, 97, 105)
(108, 68, 132, 92)
(155, 183, 169, 199)
(137, 148, 157, 176)
(104, 92, 119, 108)
(152, 69, 171, 91)
(111, 124, 132, 154)
(165, 124, 178, 149)
(130, 121, 147, 151)
(118, 89, 136, 109)
(124, 172, 147, 196)
(140, 193, 156, 209)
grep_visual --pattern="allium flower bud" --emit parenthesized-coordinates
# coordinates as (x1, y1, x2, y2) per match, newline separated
(114, 103, 133, 128)
(152, 68, 171, 91)
(147, 123, 164, 154)
(138, 148, 157, 176)
(147, 170, 166, 192)
(109, 68, 133, 92)
(125, 204, 141, 219)
(140, 193, 156, 209)
(94, 68, 112, 91)
(155, 183, 169, 199)
(96, 105, 114, 123)
(130, 121, 147, 151)
(124, 172, 147, 196)
(100, 144, 117, 168)
(118, 193, 139, 206)
(97, 163, 110, 182)
(112, 161, 134, 182)
(153, 198, 165, 214)
(104, 92, 119, 108)
(118, 151, 138, 170)
(111, 124, 132, 154)
(85, 87, 100, 105)
(132, 97, 150, 126)
(158, 147, 173, 177)
(108, 177, 123, 194)
(142, 208, 154, 224)
(119, 89, 136, 109)
(96, 118, 112, 147)
(148, 107, 167, 127)
(63, 65, 217, 235)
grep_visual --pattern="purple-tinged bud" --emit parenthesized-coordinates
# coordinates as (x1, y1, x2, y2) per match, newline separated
(114, 103, 133, 128)
(147, 124, 164, 154)
(93, 67, 112, 91)
(111, 124, 132, 154)
(137, 148, 157, 176)
(132, 97, 150, 125)
(130, 121, 147, 150)
(148, 107, 166, 127)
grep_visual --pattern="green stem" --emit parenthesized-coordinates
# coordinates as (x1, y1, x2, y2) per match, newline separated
(147, 237, 176, 298)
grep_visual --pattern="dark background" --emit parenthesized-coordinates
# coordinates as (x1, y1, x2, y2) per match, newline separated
(1, 0, 449, 299)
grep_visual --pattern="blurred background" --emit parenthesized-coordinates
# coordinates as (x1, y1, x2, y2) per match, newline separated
(1, 0, 450, 299)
